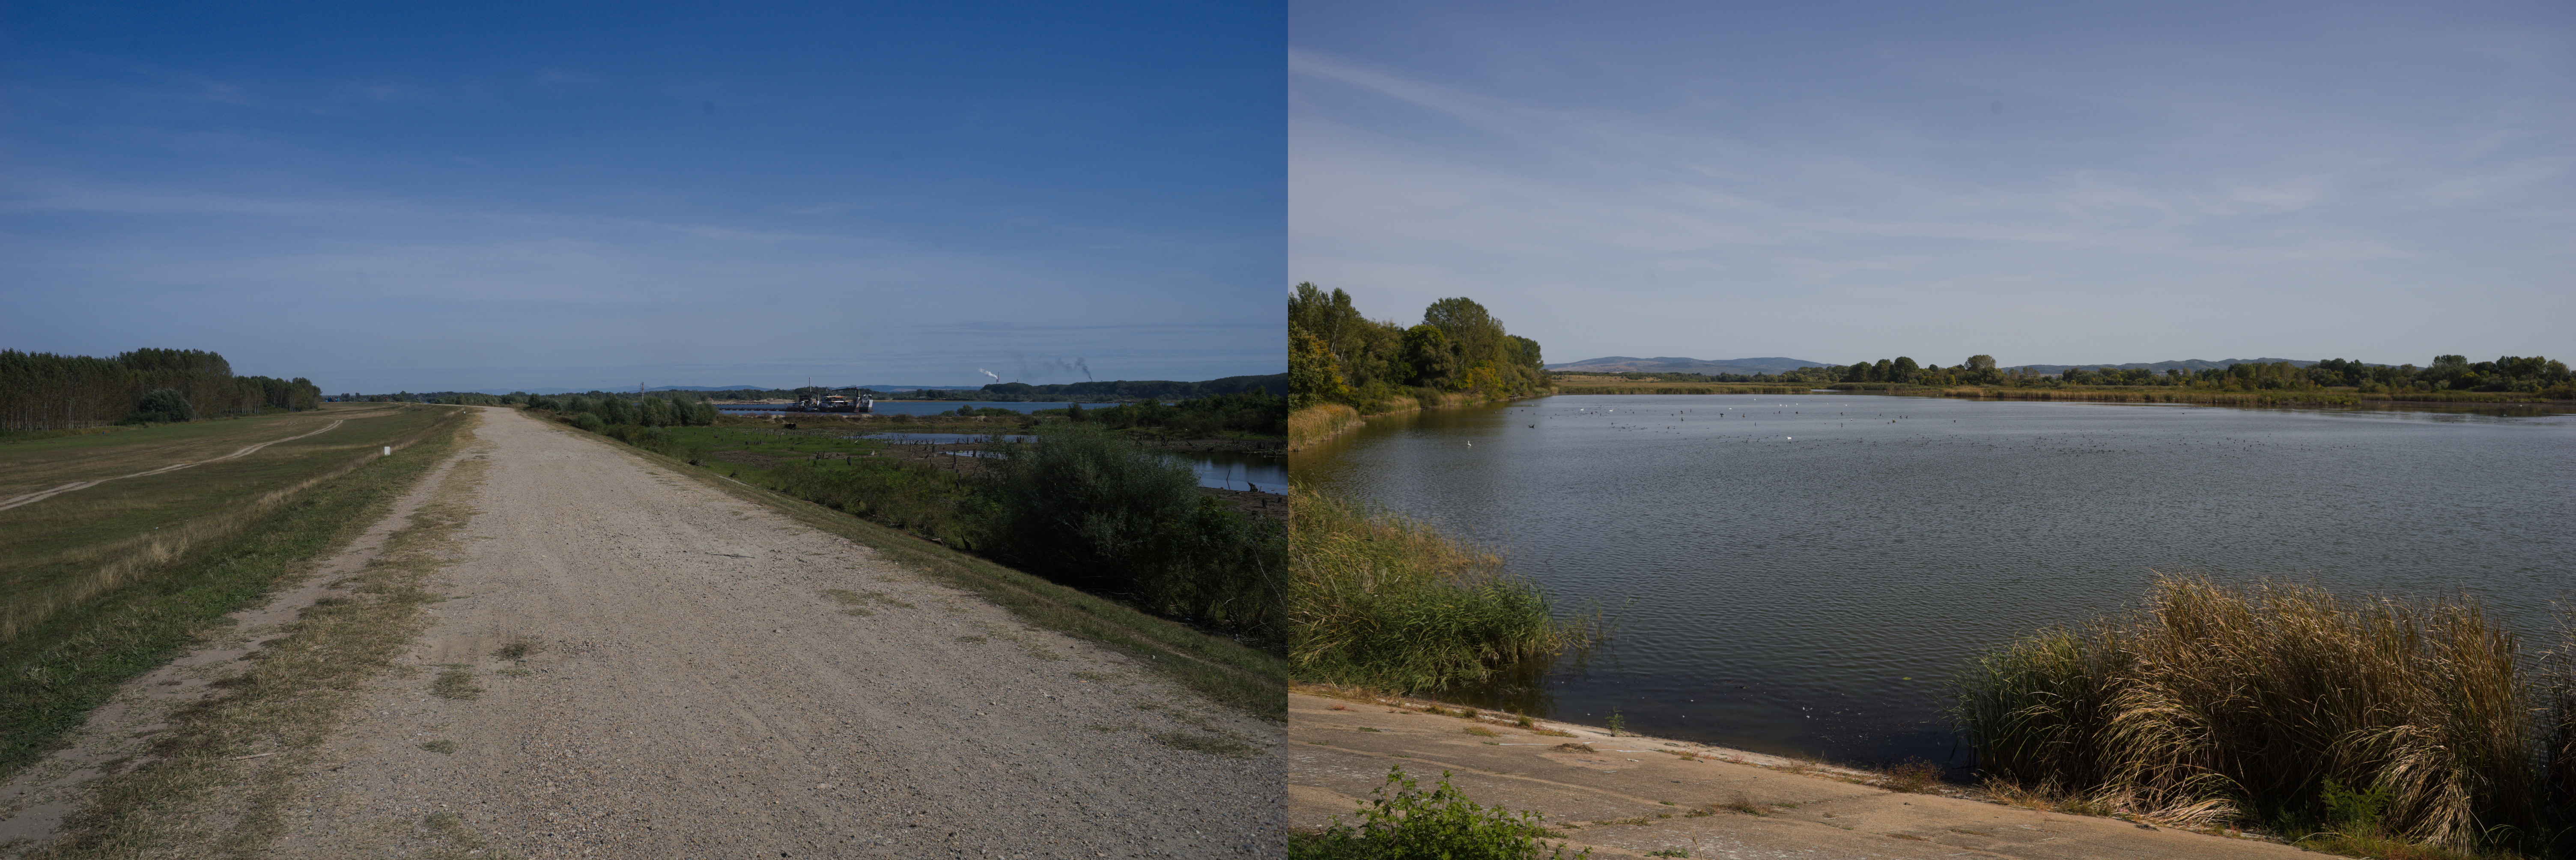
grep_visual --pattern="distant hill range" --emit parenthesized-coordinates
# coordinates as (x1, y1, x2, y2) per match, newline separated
(1547, 356, 1831, 376)
(2001, 358, 2355, 375)
(970, 373, 1285, 401)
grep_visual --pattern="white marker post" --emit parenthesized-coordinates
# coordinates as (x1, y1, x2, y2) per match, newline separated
(383, 446, 392, 456)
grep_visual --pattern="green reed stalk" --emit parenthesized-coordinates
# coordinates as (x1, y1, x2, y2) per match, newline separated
(1287, 484, 1596, 693)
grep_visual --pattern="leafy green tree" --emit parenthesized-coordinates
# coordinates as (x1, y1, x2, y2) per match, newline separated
(1892, 356, 1920, 382)
(1403, 325, 1460, 389)
(130, 388, 194, 423)
(1290, 328, 1348, 409)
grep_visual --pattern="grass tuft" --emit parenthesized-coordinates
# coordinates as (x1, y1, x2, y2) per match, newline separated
(1952, 576, 2568, 852)
(429, 669, 481, 700)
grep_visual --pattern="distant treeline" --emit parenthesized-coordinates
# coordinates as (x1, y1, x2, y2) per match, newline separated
(940, 374, 1288, 402)
(1038, 389, 1288, 436)
(1288, 284, 1548, 412)
(1, 349, 320, 431)
(1807, 354, 2572, 397)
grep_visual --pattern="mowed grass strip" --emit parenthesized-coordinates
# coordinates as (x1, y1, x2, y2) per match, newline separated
(1, 404, 453, 642)
(0, 406, 471, 782)
(27, 432, 490, 858)
(552, 418, 1290, 720)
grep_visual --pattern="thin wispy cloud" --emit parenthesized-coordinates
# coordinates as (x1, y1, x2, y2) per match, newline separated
(4, 6, 1283, 392)
(1292, 1, 2574, 366)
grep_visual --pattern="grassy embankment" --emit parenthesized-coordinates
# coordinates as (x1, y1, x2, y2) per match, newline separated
(531, 409, 1292, 719)
(1287, 484, 1595, 701)
(0, 403, 468, 781)
(1955, 576, 2574, 858)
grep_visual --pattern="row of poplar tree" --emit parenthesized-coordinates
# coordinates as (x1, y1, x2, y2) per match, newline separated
(0, 349, 321, 431)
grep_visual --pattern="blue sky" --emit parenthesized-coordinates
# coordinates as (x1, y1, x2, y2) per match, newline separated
(1291, 1, 2574, 368)
(3, 3, 1282, 393)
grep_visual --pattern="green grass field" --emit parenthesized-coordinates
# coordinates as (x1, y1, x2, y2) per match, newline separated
(2, 404, 457, 639)
(0, 404, 473, 779)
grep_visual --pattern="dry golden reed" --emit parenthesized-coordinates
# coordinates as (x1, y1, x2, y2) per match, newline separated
(1953, 576, 2560, 850)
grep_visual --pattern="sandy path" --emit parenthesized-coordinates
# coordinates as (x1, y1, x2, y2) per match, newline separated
(1288, 692, 2306, 859)
(0, 420, 345, 512)
(265, 408, 1281, 858)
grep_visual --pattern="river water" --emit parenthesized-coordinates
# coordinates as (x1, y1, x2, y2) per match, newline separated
(716, 401, 1119, 416)
(1289, 394, 2576, 768)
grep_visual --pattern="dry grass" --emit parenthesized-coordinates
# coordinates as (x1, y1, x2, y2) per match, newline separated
(1954, 576, 2561, 850)
(1877, 758, 1944, 794)
(1287, 403, 1361, 451)
(429, 669, 481, 700)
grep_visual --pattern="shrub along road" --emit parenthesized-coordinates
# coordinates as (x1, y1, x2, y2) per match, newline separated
(10, 406, 1281, 858)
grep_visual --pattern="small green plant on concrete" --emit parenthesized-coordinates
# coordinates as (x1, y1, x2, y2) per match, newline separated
(419, 740, 458, 754)
(1289, 766, 1590, 859)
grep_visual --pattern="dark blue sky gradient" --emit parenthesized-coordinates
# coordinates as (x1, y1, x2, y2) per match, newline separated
(5, 3, 1284, 391)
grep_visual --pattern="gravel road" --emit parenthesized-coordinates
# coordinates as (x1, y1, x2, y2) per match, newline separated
(265, 408, 1282, 858)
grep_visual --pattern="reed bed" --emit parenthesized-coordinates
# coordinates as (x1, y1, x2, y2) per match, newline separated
(1288, 403, 1361, 451)
(1551, 384, 1807, 395)
(1952, 576, 2568, 853)
(1287, 484, 1595, 693)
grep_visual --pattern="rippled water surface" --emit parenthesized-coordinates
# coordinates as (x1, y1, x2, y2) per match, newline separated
(1290, 394, 2576, 767)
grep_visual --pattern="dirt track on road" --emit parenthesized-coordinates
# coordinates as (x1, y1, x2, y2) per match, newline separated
(255, 408, 1281, 857)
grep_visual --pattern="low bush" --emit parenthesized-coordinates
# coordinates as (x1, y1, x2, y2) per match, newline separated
(987, 424, 1284, 639)
(1290, 765, 1588, 859)
(1951, 576, 2568, 853)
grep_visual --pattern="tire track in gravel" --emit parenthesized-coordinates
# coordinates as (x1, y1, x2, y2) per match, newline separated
(263, 407, 1282, 859)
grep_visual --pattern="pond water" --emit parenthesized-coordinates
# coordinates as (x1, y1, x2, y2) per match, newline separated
(716, 401, 1118, 416)
(1289, 394, 2576, 768)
